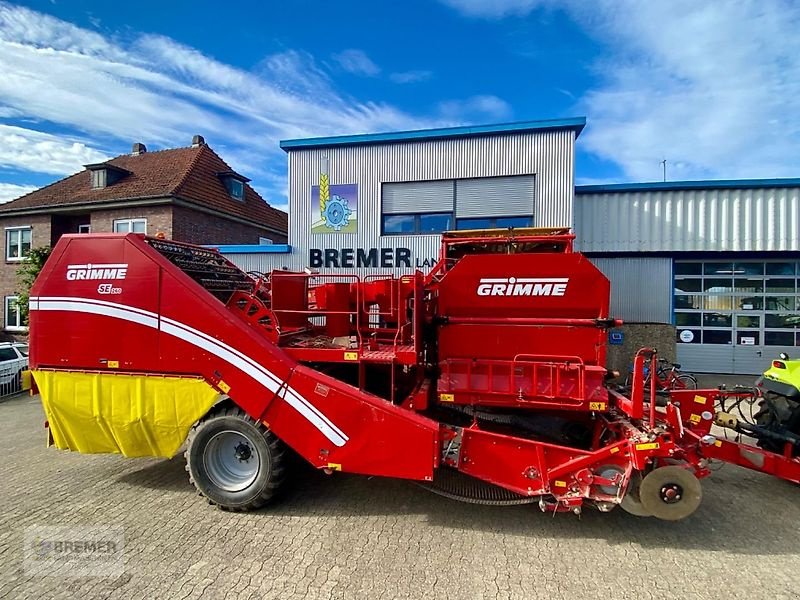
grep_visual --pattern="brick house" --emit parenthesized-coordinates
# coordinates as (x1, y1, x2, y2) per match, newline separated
(0, 135, 287, 333)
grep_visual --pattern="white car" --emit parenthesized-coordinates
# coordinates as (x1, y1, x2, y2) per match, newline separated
(0, 342, 28, 391)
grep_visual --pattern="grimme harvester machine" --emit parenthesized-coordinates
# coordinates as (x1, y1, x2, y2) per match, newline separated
(28, 229, 800, 520)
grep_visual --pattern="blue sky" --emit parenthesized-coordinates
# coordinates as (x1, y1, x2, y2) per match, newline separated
(1, 1, 799, 209)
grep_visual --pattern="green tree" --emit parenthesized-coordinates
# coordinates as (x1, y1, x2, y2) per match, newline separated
(16, 246, 51, 325)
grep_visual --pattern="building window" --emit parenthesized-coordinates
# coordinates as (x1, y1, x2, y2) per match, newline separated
(381, 175, 534, 236)
(4, 296, 23, 331)
(77, 224, 91, 234)
(113, 219, 147, 233)
(222, 176, 245, 201)
(382, 213, 452, 235)
(6, 227, 31, 261)
(456, 216, 533, 230)
(674, 260, 800, 348)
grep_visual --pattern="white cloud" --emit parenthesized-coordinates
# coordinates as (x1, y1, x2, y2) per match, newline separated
(440, 0, 551, 18)
(443, 0, 800, 181)
(331, 49, 381, 77)
(438, 95, 513, 122)
(0, 182, 37, 203)
(0, 3, 438, 198)
(0, 124, 109, 175)
(390, 70, 434, 84)
(574, 0, 800, 181)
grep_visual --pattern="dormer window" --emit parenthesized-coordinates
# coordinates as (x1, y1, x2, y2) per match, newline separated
(85, 163, 129, 189)
(218, 171, 250, 201)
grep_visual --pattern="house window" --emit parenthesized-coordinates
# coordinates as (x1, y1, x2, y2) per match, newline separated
(6, 227, 32, 261)
(4, 296, 23, 331)
(113, 219, 147, 233)
(77, 224, 91, 234)
(223, 177, 245, 200)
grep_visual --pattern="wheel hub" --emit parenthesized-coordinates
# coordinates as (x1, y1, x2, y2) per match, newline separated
(203, 430, 261, 493)
(660, 484, 683, 503)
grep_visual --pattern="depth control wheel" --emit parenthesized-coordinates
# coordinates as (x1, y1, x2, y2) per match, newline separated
(638, 465, 702, 521)
(185, 405, 286, 511)
(620, 472, 652, 517)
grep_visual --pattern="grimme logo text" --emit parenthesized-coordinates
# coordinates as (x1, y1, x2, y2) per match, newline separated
(477, 277, 569, 297)
(66, 263, 128, 281)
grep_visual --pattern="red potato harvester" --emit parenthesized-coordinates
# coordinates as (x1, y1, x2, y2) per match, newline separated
(28, 228, 800, 520)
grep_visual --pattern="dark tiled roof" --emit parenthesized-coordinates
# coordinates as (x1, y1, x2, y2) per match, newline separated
(0, 145, 287, 233)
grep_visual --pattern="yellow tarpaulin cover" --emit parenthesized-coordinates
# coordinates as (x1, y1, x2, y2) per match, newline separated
(34, 370, 220, 458)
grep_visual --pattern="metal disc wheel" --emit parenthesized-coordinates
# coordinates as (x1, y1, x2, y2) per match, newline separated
(204, 430, 262, 492)
(638, 466, 702, 521)
(620, 473, 652, 517)
(185, 405, 286, 511)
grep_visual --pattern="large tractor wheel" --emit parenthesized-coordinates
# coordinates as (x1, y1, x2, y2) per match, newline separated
(754, 392, 798, 453)
(185, 405, 286, 511)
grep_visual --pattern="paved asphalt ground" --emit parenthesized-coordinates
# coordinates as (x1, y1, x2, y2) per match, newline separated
(2, 387, 800, 600)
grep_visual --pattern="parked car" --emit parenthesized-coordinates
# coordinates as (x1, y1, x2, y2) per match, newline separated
(0, 342, 28, 393)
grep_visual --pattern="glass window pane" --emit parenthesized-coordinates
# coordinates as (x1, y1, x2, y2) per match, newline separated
(113, 221, 130, 233)
(703, 330, 732, 344)
(457, 218, 492, 230)
(674, 262, 702, 276)
(705, 296, 734, 311)
(765, 296, 797, 311)
(733, 263, 763, 276)
(675, 313, 701, 327)
(676, 329, 701, 344)
(737, 332, 760, 345)
(674, 295, 702, 309)
(703, 312, 732, 327)
(765, 314, 800, 329)
(495, 216, 532, 228)
(766, 279, 796, 293)
(419, 213, 451, 233)
(765, 331, 795, 346)
(766, 262, 796, 276)
(0, 348, 16, 360)
(703, 278, 733, 293)
(16, 344, 28, 356)
(383, 215, 414, 234)
(733, 279, 763, 293)
(6, 231, 17, 258)
(704, 262, 734, 275)
(735, 296, 762, 310)
(674, 279, 702, 293)
(737, 315, 760, 329)
(132, 220, 147, 233)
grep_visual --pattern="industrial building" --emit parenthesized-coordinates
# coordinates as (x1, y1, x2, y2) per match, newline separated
(218, 118, 800, 375)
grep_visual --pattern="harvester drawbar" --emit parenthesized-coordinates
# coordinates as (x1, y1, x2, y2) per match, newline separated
(28, 229, 800, 520)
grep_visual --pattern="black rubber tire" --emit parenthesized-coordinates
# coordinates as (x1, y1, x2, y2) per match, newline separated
(754, 392, 794, 453)
(185, 406, 286, 511)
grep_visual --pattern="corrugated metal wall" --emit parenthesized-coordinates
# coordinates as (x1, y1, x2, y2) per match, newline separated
(588, 257, 672, 323)
(576, 187, 800, 252)
(262, 129, 575, 277)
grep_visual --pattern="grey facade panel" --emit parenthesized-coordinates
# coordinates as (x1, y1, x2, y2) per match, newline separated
(575, 187, 800, 252)
(589, 257, 672, 323)
(263, 129, 576, 277)
(455, 175, 535, 218)
(382, 180, 454, 214)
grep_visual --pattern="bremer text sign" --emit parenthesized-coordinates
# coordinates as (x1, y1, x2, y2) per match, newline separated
(309, 248, 435, 269)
